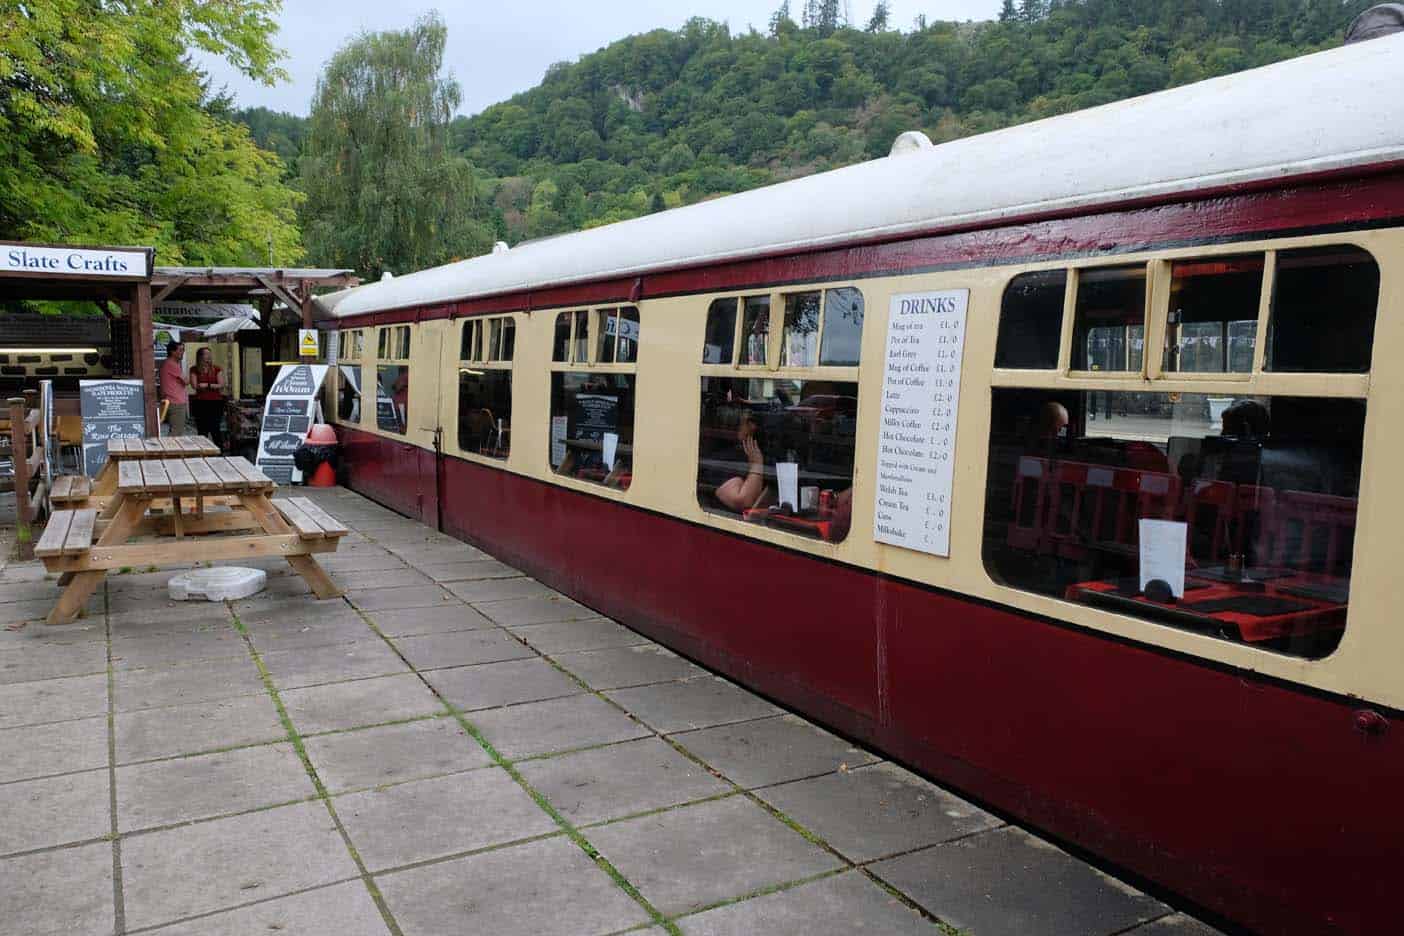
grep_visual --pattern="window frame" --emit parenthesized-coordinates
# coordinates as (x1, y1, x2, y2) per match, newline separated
(699, 285, 864, 386)
(455, 313, 517, 464)
(992, 244, 1374, 401)
(547, 306, 642, 493)
(332, 328, 365, 428)
(372, 325, 413, 436)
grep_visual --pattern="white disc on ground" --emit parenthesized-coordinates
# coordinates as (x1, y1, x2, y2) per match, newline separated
(167, 567, 267, 602)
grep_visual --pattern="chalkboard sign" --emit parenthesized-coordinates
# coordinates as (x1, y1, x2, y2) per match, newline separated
(80, 379, 145, 477)
(256, 364, 328, 484)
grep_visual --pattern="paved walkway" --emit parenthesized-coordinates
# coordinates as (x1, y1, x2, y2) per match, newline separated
(0, 486, 1225, 936)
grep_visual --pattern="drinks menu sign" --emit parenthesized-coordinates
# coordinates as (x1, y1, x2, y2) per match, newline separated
(873, 289, 969, 557)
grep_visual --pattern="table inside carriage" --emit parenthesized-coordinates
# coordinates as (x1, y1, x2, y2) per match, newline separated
(1066, 567, 1348, 644)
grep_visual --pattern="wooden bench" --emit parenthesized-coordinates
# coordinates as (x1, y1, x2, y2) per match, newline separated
(275, 497, 351, 541)
(50, 475, 93, 508)
(35, 508, 98, 560)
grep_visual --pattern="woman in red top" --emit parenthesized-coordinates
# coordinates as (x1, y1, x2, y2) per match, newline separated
(189, 347, 226, 449)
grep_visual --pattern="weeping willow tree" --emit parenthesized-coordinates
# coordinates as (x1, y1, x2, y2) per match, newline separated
(299, 12, 493, 279)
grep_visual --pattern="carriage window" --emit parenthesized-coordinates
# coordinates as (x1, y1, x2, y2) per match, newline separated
(572, 310, 590, 364)
(781, 292, 820, 367)
(1072, 265, 1146, 372)
(549, 373, 634, 490)
(375, 326, 410, 435)
(1267, 246, 1379, 373)
(553, 313, 572, 362)
(982, 388, 1364, 659)
(996, 270, 1065, 369)
(595, 307, 640, 365)
(335, 330, 363, 425)
(458, 316, 513, 459)
(1163, 255, 1262, 374)
(739, 295, 771, 366)
(703, 298, 737, 364)
(820, 287, 864, 367)
(697, 376, 858, 543)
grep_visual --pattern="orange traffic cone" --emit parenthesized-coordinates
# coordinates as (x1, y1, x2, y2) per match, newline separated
(308, 460, 336, 487)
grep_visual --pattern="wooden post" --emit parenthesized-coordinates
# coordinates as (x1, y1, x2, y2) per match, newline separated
(133, 283, 157, 435)
(299, 283, 314, 330)
(9, 396, 33, 558)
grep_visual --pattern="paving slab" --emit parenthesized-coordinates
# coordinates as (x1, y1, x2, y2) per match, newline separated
(0, 579, 58, 602)
(0, 768, 110, 855)
(336, 768, 558, 871)
(426, 657, 584, 711)
(364, 602, 497, 636)
(260, 639, 411, 690)
(243, 611, 374, 652)
(468, 693, 653, 760)
(607, 676, 782, 734)
(0, 638, 108, 684)
(107, 602, 228, 630)
(382, 543, 489, 564)
(304, 717, 493, 793)
(318, 550, 413, 572)
(112, 655, 266, 712)
(588, 795, 842, 917)
(115, 692, 286, 763)
(756, 761, 1002, 863)
(518, 736, 731, 826)
(0, 715, 109, 783)
(145, 879, 391, 935)
(0, 596, 99, 625)
(0, 841, 114, 936)
(121, 800, 361, 931)
(419, 559, 522, 582)
(328, 566, 434, 590)
(868, 826, 1165, 936)
(0, 672, 109, 729)
(234, 596, 361, 626)
(677, 870, 935, 935)
(280, 672, 446, 735)
(377, 834, 651, 936)
(511, 617, 651, 654)
(0, 619, 104, 647)
(347, 584, 456, 612)
(110, 627, 246, 670)
(116, 742, 314, 832)
(1129, 913, 1228, 935)
(445, 575, 558, 603)
(477, 594, 600, 627)
(673, 714, 879, 790)
(392, 629, 534, 670)
(551, 645, 704, 692)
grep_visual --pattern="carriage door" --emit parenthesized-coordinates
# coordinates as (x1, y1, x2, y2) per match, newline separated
(414, 317, 448, 528)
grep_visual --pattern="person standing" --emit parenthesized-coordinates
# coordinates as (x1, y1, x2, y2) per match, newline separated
(190, 346, 226, 448)
(159, 340, 189, 435)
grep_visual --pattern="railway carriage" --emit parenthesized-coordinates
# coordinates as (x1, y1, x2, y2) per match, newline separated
(315, 35, 1404, 935)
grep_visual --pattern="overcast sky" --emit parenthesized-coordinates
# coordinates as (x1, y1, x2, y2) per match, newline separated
(200, 2, 1003, 116)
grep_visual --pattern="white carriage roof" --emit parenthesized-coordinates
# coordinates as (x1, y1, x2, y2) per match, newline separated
(316, 33, 1404, 320)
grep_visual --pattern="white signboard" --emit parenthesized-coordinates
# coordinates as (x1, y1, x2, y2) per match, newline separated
(873, 289, 969, 557)
(256, 364, 329, 484)
(2, 244, 149, 279)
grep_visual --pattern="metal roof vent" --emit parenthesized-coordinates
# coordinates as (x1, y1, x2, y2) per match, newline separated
(889, 131, 934, 157)
(1346, 4, 1404, 42)
(380, 271, 394, 281)
(492, 241, 510, 255)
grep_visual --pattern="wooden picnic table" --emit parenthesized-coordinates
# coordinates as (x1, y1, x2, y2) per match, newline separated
(92, 436, 222, 495)
(35, 455, 346, 625)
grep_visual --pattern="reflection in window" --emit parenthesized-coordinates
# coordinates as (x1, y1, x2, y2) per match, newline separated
(498, 319, 516, 361)
(819, 287, 864, 367)
(572, 310, 590, 364)
(1163, 255, 1262, 374)
(553, 313, 572, 362)
(703, 298, 737, 364)
(996, 270, 1065, 369)
(982, 388, 1364, 658)
(1073, 265, 1146, 372)
(458, 370, 511, 458)
(336, 364, 361, 423)
(739, 295, 771, 366)
(375, 365, 409, 434)
(781, 292, 820, 367)
(1268, 246, 1379, 373)
(596, 307, 640, 365)
(550, 372, 634, 490)
(697, 376, 858, 543)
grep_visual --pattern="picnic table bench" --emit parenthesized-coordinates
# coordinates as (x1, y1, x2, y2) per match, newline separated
(35, 455, 346, 625)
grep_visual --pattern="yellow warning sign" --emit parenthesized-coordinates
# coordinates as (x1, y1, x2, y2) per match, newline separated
(298, 329, 319, 357)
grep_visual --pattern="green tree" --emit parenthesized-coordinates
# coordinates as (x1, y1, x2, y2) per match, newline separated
(299, 12, 493, 278)
(866, 2, 891, 32)
(0, 0, 302, 264)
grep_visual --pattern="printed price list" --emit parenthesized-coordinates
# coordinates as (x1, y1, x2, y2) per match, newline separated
(873, 289, 969, 557)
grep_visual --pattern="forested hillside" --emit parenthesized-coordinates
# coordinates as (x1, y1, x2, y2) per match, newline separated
(237, 0, 1374, 255)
